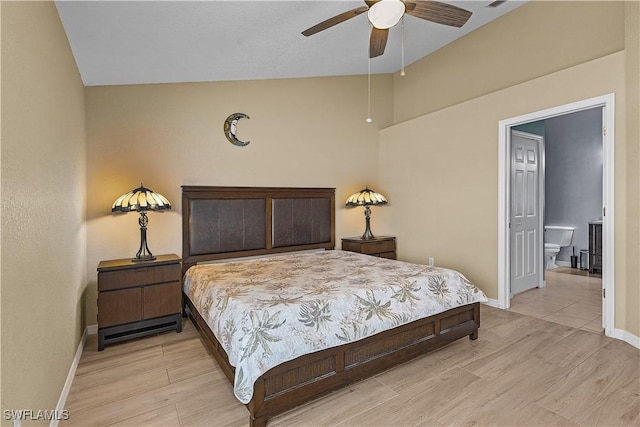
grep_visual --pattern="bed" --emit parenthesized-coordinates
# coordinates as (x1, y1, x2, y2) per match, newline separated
(181, 186, 486, 427)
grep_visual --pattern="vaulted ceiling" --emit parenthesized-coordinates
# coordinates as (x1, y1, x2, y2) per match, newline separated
(55, 1, 525, 87)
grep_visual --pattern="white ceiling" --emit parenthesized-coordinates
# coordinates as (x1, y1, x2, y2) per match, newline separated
(55, 0, 526, 87)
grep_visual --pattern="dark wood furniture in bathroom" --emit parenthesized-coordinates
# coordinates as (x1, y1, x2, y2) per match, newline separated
(588, 221, 602, 274)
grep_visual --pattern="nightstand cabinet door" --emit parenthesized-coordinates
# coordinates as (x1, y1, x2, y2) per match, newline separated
(98, 288, 143, 327)
(143, 282, 182, 319)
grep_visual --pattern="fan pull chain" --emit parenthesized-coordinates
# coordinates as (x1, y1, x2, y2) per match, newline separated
(400, 16, 406, 77)
(366, 33, 373, 123)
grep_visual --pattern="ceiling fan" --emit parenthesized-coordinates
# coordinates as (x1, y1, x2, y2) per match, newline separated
(302, 0, 473, 58)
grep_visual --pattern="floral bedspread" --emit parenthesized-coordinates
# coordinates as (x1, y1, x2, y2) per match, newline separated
(183, 250, 487, 404)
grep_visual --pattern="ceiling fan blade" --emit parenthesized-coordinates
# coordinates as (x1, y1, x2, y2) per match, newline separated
(302, 6, 369, 36)
(405, 1, 472, 28)
(369, 27, 389, 58)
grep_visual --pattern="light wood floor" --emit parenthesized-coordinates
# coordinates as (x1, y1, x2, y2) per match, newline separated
(62, 270, 638, 426)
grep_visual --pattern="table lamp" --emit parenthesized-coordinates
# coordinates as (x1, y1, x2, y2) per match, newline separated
(112, 184, 171, 261)
(345, 187, 388, 240)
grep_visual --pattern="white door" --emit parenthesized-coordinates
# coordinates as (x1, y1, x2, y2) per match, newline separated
(510, 131, 542, 296)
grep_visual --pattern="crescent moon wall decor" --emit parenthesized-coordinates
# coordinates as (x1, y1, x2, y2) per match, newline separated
(224, 113, 250, 146)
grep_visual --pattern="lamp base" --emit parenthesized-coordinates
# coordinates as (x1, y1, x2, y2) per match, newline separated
(132, 255, 156, 262)
(361, 229, 376, 240)
(133, 212, 155, 262)
(361, 205, 376, 240)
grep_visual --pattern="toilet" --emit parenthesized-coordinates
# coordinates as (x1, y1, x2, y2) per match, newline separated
(544, 226, 575, 269)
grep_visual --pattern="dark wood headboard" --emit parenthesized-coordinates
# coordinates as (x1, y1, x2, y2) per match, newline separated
(181, 186, 335, 274)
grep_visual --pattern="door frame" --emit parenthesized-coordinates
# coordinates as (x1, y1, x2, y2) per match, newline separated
(497, 93, 615, 337)
(510, 130, 545, 296)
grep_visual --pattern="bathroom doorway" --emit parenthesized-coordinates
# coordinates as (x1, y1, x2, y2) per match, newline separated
(498, 94, 615, 337)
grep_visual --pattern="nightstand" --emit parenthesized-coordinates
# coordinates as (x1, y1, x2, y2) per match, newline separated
(341, 236, 396, 259)
(97, 253, 182, 351)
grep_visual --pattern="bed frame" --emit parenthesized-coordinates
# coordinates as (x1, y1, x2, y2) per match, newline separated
(181, 186, 480, 427)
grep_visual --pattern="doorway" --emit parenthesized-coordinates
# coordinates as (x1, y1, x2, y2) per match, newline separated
(498, 94, 615, 337)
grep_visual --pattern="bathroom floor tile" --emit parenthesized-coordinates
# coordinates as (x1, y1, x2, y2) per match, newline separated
(580, 316, 604, 333)
(509, 269, 602, 328)
(512, 289, 544, 303)
(509, 300, 567, 318)
(555, 303, 601, 321)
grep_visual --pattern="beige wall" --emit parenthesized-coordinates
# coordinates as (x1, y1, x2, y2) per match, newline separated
(392, 1, 625, 123)
(84, 75, 394, 326)
(1, 2, 86, 425)
(624, 1, 640, 337)
(379, 52, 625, 296)
(0, 0, 3, 413)
(379, 1, 639, 337)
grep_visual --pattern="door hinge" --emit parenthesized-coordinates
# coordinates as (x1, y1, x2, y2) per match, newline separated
(603, 288, 606, 298)
(603, 207, 606, 217)
(603, 127, 606, 136)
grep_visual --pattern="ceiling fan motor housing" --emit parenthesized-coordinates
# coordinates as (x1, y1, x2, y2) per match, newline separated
(368, 0, 406, 29)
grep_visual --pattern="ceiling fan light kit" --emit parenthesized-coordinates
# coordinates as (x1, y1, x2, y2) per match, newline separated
(302, 0, 473, 59)
(368, 0, 405, 29)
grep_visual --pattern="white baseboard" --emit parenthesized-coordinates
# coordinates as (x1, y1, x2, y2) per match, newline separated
(482, 298, 501, 308)
(554, 260, 590, 270)
(87, 324, 98, 335)
(50, 325, 91, 427)
(612, 328, 640, 350)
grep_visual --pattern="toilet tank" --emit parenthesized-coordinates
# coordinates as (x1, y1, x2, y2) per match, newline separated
(544, 226, 575, 246)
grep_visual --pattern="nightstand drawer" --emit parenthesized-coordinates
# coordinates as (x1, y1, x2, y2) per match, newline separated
(143, 281, 182, 319)
(356, 240, 395, 255)
(98, 263, 181, 291)
(341, 236, 397, 259)
(378, 251, 396, 260)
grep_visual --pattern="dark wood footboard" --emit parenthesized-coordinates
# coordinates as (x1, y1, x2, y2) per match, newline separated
(185, 295, 480, 427)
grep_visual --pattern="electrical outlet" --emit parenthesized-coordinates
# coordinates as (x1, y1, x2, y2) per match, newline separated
(428, 257, 434, 267)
